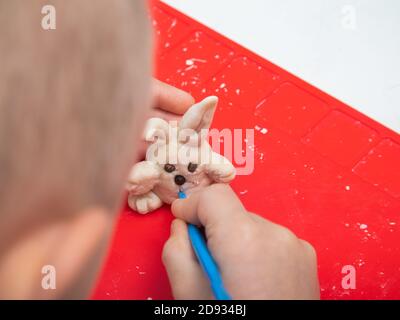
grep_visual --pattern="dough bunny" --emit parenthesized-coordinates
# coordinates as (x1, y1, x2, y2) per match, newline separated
(126, 96, 236, 214)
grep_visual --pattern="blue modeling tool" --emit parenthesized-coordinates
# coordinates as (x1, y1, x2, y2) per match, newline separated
(178, 190, 232, 300)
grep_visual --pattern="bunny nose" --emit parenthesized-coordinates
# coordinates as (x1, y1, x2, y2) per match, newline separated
(174, 175, 186, 186)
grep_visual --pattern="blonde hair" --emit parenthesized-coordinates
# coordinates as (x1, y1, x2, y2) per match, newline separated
(0, 0, 151, 239)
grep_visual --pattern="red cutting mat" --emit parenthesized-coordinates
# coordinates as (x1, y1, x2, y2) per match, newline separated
(92, 0, 400, 300)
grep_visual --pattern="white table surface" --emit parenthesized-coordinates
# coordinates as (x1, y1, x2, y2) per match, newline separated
(163, 0, 400, 133)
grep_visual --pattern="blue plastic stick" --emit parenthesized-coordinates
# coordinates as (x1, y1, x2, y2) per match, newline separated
(178, 190, 232, 300)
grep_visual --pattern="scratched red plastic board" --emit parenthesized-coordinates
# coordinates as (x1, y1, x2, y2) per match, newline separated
(92, 1, 400, 300)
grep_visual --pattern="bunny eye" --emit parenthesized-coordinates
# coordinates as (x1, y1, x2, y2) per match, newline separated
(164, 164, 175, 173)
(187, 162, 198, 173)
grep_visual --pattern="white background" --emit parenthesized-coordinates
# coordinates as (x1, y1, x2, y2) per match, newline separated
(163, 0, 400, 133)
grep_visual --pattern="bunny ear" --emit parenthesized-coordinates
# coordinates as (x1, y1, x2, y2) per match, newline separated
(143, 118, 170, 142)
(179, 96, 218, 133)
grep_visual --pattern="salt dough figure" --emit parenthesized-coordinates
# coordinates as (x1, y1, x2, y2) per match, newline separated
(126, 96, 236, 214)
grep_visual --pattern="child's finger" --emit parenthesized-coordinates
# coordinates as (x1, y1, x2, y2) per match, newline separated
(171, 184, 247, 228)
(162, 219, 213, 299)
(153, 79, 194, 115)
(149, 108, 181, 122)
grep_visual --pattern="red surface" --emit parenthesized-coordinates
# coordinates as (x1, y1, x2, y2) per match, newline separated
(92, 1, 400, 300)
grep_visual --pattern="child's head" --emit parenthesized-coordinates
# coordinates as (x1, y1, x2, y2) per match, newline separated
(0, 0, 151, 298)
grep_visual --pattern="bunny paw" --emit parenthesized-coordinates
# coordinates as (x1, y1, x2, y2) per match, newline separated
(126, 161, 162, 195)
(128, 191, 163, 214)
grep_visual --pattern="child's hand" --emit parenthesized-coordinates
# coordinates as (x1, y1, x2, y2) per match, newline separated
(163, 184, 320, 300)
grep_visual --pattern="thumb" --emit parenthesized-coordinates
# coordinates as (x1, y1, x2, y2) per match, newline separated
(162, 219, 213, 300)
